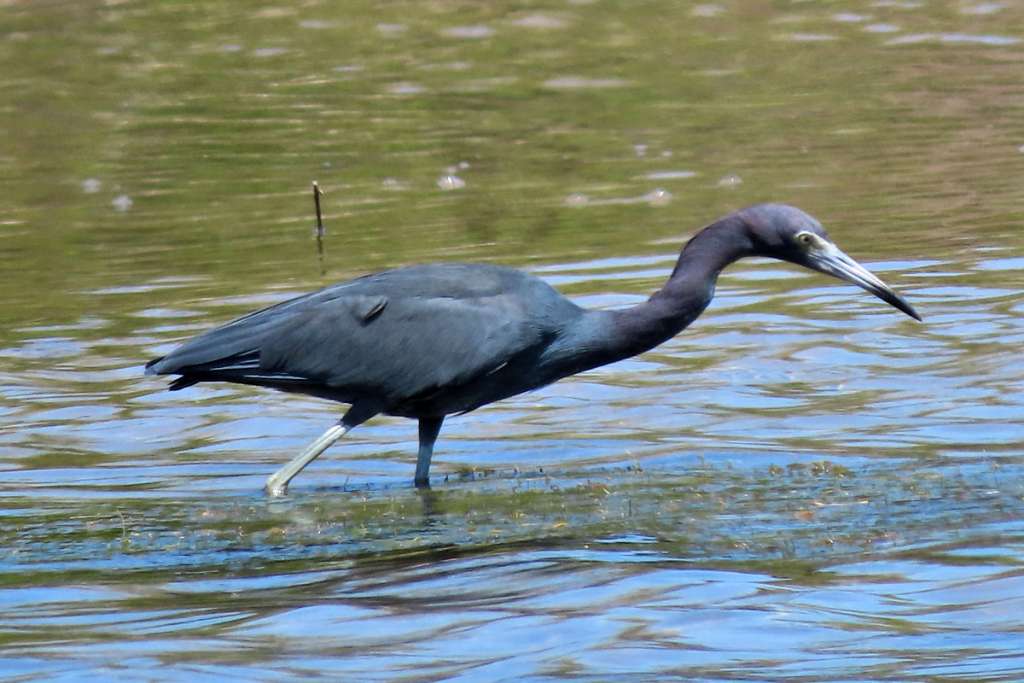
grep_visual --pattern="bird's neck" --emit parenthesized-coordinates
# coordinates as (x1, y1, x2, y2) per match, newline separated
(609, 215, 756, 358)
(669, 213, 756, 282)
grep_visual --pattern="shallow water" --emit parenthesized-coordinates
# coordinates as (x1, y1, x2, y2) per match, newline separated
(2, 1, 1024, 680)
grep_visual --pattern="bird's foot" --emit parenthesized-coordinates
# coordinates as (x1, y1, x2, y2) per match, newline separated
(264, 478, 289, 497)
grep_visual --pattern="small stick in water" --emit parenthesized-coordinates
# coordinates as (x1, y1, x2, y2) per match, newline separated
(312, 181, 326, 274)
(313, 181, 325, 239)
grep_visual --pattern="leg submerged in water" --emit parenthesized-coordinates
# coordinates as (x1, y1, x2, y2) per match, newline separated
(264, 403, 378, 496)
(415, 416, 444, 488)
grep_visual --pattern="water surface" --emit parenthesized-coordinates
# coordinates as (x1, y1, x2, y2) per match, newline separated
(2, 1, 1024, 680)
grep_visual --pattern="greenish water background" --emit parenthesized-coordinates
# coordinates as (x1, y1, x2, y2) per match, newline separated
(2, 1, 1024, 680)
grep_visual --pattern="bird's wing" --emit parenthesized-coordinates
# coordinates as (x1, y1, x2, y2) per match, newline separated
(149, 287, 552, 403)
(257, 293, 548, 402)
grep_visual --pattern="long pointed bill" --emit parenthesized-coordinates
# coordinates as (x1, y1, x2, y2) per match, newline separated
(807, 243, 921, 321)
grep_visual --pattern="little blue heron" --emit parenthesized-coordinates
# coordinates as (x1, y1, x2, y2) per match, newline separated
(146, 204, 920, 494)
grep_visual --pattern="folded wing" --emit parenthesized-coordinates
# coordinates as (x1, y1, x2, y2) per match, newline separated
(147, 276, 551, 405)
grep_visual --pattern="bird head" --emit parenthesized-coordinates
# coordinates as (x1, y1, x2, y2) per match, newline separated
(740, 204, 921, 321)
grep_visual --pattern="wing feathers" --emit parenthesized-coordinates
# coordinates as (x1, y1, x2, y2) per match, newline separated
(258, 295, 541, 402)
(147, 264, 571, 405)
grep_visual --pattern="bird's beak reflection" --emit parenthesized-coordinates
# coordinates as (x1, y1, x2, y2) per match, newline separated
(807, 242, 921, 321)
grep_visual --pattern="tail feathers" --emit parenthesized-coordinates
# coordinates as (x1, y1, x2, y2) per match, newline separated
(149, 351, 313, 392)
(145, 302, 302, 382)
(169, 375, 201, 391)
(168, 371, 313, 390)
(148, 349, 263, 391)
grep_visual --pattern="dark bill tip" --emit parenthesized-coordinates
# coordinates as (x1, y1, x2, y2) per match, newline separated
(809, 245, 922, 322)
(876, 287, 922, 322)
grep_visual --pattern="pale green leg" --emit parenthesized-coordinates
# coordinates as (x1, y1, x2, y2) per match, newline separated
(265, 422, 349, 496)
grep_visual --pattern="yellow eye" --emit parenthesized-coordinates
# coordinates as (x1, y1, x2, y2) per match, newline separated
(797, 233, 814, 246)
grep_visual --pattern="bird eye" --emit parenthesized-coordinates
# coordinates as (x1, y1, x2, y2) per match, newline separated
(797, 233, 814, 246)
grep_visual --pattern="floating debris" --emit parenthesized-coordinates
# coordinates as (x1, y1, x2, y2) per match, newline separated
(718, 174, 742, 188)
(112, 195, 133, 212)
(437, 174, 466, 191)
(82, 178, 102, 194)
(644, 188, 672, 206)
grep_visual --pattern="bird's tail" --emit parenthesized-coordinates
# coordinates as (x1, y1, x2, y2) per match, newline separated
(168, 375, 201, 391)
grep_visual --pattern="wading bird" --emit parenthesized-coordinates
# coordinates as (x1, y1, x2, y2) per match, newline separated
(146, 204, 920, 495)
